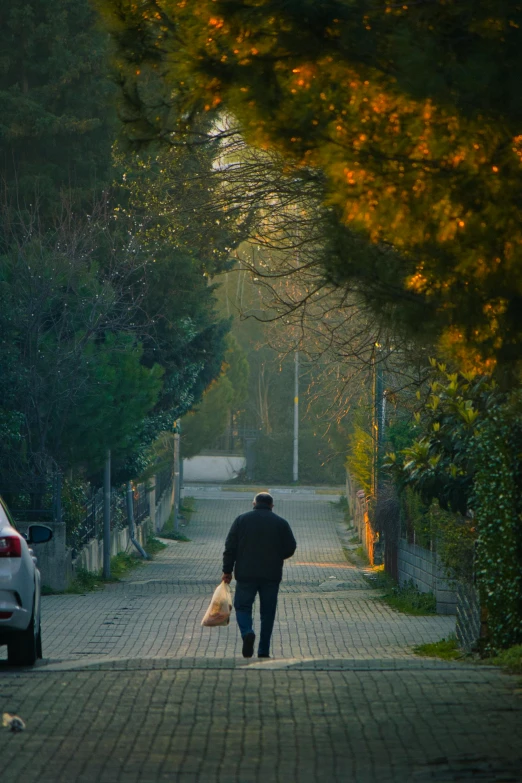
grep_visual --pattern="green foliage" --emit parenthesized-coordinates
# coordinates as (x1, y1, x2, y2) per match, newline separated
(0, 0, 115, 215)
(109, 551, 142, 579)
(181, 496, 196, 520)
(181, 336, 249, 459)
(400, 488, 475, 584)
(160, 531, 191, 543)
(160, 506, 192, 541)
(144, 535, 168, 556)
(62, 335, 163, 470)
(346, 424, 373, 496)
(472, 398, 522, 650)
(98, 0, 522, 367)
(65, 568, 104, 594)
(61, 478, 89, 536)
(354, 546, 370, 566)
(111, 141, 249, 479)
(0, 216, 164, 477)
(386, 361, 522, 649)
(486, 645, 522, 675)
(251, 428, 345, 485)
(384, 363, 501, 514)
(373, 577, 437, 616)
(365, 568, 437, 614)
(413, 637, 462, 661)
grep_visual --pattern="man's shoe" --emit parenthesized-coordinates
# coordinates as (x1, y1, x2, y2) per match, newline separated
(258, 653, 270, 658)
(242, 632, 255, 658)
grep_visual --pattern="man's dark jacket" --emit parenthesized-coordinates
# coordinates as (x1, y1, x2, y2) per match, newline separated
(223, 505, 297, 583)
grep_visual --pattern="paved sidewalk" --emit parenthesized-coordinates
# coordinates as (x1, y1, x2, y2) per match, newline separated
(32, 494, 454, 664)
(1, 490, 521, 782)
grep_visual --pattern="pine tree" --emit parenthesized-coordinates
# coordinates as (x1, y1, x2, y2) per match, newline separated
(0, 0, 115, 213)
(97, 0, 522, 371)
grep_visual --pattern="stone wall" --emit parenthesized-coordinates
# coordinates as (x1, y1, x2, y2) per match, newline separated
(398, 539, 457, 615)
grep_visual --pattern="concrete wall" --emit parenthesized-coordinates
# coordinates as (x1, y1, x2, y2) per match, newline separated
(183, 455, 246, 482)
(27, 522, 72, 593)
(35, 476, 174, 590)
(398, 539, 457, 615)
(73, 517, 154, 577)
(154, 483, 174, 533)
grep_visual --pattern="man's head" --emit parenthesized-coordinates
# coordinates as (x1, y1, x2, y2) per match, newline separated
(253, 492, 274, 510)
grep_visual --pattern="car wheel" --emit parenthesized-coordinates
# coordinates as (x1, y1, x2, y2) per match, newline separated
(7, 606, 38, 666)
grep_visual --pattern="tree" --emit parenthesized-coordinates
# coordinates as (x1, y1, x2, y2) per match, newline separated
(97, 0, 522, 370)
(181, 335, 249, 459)
(384, 362, 501, 515)
(0, 199, 163, 478)
(111, 140, 251, 477)
(383, 361, 522, 650)
(0, 0, 115, 215)
(0, 0, 252, 484)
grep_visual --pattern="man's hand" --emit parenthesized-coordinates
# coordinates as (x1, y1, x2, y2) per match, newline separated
(222, 572, 232, 584)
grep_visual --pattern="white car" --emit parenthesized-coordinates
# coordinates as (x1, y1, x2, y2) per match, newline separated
(0, 496, 53, 666)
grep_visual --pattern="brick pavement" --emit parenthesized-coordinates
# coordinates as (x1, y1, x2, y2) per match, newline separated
(29, 493, 454, 664)
(1, 489, 521, 782)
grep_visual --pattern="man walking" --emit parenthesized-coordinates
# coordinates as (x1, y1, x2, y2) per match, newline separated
(222, 492, 297, 658)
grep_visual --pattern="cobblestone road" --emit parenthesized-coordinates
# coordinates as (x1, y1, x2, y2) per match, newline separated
(1, 489, 521, 782)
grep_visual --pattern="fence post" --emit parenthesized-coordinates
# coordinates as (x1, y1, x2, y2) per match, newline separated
(149, 479, 156, 533)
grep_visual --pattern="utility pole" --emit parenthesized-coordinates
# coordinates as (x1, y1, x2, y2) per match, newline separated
(293, 351, 299, 483)
(102, 449, 111, 579)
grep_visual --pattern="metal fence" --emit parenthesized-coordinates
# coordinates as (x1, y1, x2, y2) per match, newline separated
(1, 467, 173, 560)
(155, 466, 172, 500)
(132, 482, 150, 526)
(68, 484, 135, 559)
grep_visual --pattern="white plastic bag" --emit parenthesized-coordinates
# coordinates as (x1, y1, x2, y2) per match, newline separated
(201, 582, 232, 627)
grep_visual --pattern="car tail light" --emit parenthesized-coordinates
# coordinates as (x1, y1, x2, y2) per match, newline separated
(0, 536, 22, 557)
(0, 611, 13, 619)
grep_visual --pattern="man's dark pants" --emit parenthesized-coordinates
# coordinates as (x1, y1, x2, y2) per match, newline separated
(234, 580, 280, 656)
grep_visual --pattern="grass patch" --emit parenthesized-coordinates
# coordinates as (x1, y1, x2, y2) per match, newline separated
(44, 536, 165, 595)
(65, 567, 107, 594)
(160, 531, 191, 542)
(342, 544, 370, 566)
(367, 574, 437, 615)
(160, 498, 195, 537)
(413, 636, 462, 660)
(160, 507, 192, 541)
(110, 551, 143, 579)
(354, 545, 370, 564)
(485, 645, 522, 674)
(180, 496, 196, 521)
(330, 494, 352, 526)
(66, 552, 143, 592)
(413, 639, 522, 674)
(41, 584, 59, 596)
(146, 535, 168, 555)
